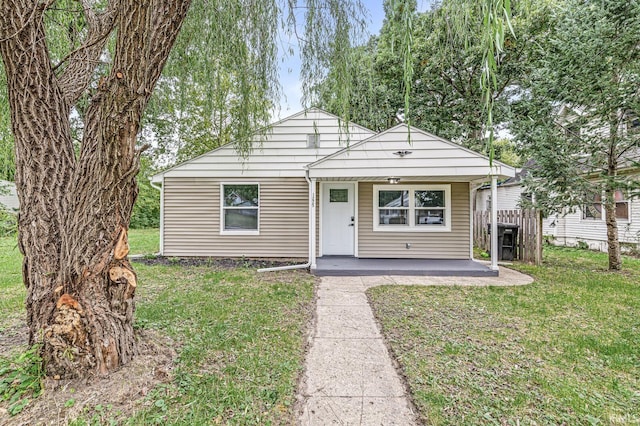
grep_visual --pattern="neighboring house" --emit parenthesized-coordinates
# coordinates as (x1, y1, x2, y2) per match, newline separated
(475, 161, 533, 213)
(151, 108, 515, 270)
(552, 187, 640, 251)
(475, 162, 640, 252)
(0, 180, 19, 211)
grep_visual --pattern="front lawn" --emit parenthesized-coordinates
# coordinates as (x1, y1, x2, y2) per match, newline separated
(0, 231, 315, 424)
(368, 247, 640, 425)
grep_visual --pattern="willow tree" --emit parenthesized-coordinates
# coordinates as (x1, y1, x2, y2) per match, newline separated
(0, 0, 364, 378)
(320, 0, 517, 154)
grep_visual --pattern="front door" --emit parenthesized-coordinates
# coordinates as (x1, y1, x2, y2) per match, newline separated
(321, 183, 355, 255)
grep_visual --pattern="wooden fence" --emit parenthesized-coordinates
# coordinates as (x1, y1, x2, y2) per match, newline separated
(473, 209, 542, 264)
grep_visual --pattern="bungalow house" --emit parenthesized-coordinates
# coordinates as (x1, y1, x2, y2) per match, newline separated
(151, 108, 515, 275)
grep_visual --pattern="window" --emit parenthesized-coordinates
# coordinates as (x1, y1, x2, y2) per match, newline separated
(565, 122, 581, 142)
(614, 190, 629, 220)
(307, 133, 320, 148)
(330, 188, 348, 203)
(221, 184, 259, 234)
(520, 192, 533, 207)
(374, 185, 451, 232)
(582, 190, 629, 221)
(583, 193, 602, 220)
(625, 111, 640, 135)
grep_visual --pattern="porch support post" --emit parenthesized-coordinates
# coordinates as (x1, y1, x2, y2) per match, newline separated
(310, 178, 317, 270)
(490, 175, 499, 271)
(469, 182, 474, 260)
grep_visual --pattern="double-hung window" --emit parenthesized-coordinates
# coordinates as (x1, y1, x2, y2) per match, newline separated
(374, 184, 451, 232)
(582, 190, 629, 221)
(221, 183, 259, 234)
(614, 190, 629, 220)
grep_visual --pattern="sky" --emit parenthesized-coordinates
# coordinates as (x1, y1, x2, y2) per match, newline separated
(276, 0, 433, 119)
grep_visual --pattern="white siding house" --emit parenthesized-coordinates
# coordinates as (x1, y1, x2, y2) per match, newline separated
(474, 166, 640, 252)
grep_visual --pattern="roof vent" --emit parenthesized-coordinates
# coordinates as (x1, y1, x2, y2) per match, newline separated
(393, 150, 412, 157)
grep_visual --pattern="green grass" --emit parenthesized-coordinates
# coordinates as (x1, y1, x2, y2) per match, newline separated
(128, 263, 314, 425)
(0, 236, 24, 325)
(0, 230, 315, 424)
(368, 246, 640, 425)
(0, 229, 160, 325)
(128, 228, 160, 256)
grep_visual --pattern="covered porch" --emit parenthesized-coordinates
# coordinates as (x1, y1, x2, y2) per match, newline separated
(305, 124, 517, 273)
(313, 256, 497, 276)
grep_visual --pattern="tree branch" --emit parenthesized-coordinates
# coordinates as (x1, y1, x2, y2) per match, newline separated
(56, 0, 119, 107)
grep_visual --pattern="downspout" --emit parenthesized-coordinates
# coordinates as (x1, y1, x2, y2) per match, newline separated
(149, 177, 164, 256)
(258, 170, 314, 272)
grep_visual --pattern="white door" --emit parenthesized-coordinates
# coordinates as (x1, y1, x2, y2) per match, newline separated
(322, 183, 355, 255)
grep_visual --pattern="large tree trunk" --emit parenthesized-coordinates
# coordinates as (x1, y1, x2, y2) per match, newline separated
(0, 0, 191, 378)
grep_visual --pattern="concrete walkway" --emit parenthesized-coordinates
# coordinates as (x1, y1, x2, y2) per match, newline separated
(297, 267, 534, 425)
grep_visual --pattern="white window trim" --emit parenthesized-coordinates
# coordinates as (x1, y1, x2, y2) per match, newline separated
(220, 182, 260, 235)
(614, 195, 631, 223)
(580, 190, 631, 223)
(581, 202, 603, 221)
(373, 184, 452, 232)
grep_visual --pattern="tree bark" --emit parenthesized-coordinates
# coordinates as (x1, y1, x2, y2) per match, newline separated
(605, 114, 622, 271)
(604, 194, 621, 271)
(0, 0, 191, 378)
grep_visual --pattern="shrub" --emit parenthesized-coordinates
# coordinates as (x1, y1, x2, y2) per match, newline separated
(0, 207, 17, 237)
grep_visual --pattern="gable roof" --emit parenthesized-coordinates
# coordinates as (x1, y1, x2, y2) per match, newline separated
(151, 108, 376, 182)
(306, 124, 516, 181)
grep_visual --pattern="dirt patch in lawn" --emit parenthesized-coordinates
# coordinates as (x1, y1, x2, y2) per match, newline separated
(0, 323, 28, 359)
(133, 256, 307, 270)
(1, 329, 178, 426)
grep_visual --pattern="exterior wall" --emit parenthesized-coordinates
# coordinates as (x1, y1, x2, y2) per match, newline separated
(357, 182, 471, 259)
(163, 176, 309, 258)
(475, 186, 565, 238)
(309, 125, 513, 180)
(550, 198, 640, 251)
(475, 185, 523, 212)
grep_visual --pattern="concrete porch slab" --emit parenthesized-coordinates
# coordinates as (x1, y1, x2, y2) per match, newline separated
(314, 257, 498, 277)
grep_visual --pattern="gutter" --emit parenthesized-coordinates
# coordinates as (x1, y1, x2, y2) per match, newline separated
(258, 170, 314, 272)
(149, 179, 161, 191)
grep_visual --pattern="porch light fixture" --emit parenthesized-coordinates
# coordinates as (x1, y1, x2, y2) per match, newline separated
(393, 150, 412, 157)
(387, 177, 401, 184)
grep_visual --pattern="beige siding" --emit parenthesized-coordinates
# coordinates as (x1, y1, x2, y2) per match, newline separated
(163, 177, 309, 257)
(357, 182, 471, 259)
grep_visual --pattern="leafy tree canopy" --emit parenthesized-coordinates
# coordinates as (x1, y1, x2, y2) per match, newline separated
(319, 0, 524, 154)
(512, 0, 640, 213)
